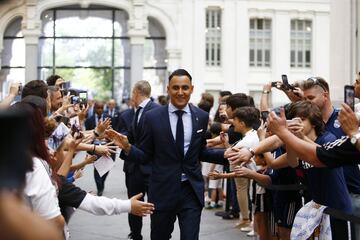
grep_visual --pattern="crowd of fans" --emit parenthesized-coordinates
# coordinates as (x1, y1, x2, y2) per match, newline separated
(1, 72, 360, 240)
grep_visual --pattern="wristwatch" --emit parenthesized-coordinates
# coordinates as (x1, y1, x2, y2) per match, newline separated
(350, 133, 360, 145)
(262, 90, 270, 94)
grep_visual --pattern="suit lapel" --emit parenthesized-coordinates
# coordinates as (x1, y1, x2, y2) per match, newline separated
(184, 104, 199, 159)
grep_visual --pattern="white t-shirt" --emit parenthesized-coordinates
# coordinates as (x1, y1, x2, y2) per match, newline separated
(24, 157, 61, 220)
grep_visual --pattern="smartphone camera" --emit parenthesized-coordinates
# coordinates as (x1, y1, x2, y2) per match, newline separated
(261, 111, 269, 122)
(344, 85, 355, 111)
(281, 74, 295, 91)
(71, 96, 81, 105)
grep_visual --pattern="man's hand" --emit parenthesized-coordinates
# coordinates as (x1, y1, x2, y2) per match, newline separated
(207, 136, 222, 148)
(105, 129, 131, 153)
(267, 108, 287, 135)
(130, 193, 155, 217)
(339, 103, 360, 137)
(227, 148, 252, 165)
(96, 118, 112, 137)
(224, 147, 239, 158)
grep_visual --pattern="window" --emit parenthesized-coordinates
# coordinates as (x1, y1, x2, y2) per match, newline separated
(143, 17, 167, 95)
(290, 19, 312, 68)
(249, 18, 272, 67)
(205, 8, 221, 66)
(39, 7, 130, 101)
(1, 17, 25, 98)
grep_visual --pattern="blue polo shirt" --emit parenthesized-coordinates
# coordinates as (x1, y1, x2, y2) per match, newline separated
(300, 131, 352, 213)
(325, 109, 360, 194)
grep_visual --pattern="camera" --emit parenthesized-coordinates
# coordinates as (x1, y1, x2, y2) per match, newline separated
(344, 85, 355, 111)
(261, 111, 269, 122)
(281, 74, 296, 91)
(68, 89, 88, 108)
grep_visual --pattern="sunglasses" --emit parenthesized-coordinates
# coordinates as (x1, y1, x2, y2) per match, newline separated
(306, 77, 328, 92)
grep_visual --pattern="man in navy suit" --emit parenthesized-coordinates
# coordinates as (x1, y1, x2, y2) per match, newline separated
(107, 69, 225, 240)
(105, 99, 120, 129)
(119, 80, 159, 240)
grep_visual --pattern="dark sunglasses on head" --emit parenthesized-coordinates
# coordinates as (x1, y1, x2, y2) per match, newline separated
(306, 77, 327, 92)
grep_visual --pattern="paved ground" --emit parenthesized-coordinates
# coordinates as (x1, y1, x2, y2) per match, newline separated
(68, 155, 251, 240)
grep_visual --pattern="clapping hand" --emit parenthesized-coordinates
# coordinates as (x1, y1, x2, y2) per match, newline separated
(130, 193, 155, 217)
(339, 103, 360, 137)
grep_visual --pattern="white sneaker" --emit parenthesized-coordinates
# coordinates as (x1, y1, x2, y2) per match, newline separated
(240, 226, 253, 232)
(246, 230, 256, 237)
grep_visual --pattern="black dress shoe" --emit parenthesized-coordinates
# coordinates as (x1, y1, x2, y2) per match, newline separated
(222, 211, 240, 220)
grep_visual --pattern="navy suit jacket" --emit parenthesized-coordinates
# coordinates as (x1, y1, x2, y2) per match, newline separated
(128, 104, 225, 210)
(121, 101, 159, 175)
(104, 108, 120, 131)
(116, 108, 134, 134)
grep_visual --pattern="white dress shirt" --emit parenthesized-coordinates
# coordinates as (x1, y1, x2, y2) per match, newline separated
(136, 98, 151, 124)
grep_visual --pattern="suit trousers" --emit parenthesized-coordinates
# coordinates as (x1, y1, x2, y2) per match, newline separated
(150, 181, 202, 240)
(93, 168, 108, 194)
(125, 170, 149, 240)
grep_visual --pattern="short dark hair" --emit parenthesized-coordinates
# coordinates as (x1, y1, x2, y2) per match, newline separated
(201, 92, 214, 107)
(22, 80, 48, 99)
(287, 100, 324, 136)
(197, 100, 212, 113)
(233, 107, 260, 128)
(226, 93, 251, 110)
(209, 122, 222, 136)
(46, 75, 62, 86)
(168, 69, 192, 82)
(220, 91, 232, 97)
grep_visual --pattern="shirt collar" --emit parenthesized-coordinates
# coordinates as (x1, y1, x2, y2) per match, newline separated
(138, 98, 151, 109)
(168, 102, 191, 114)
(244, 129, 255, 136)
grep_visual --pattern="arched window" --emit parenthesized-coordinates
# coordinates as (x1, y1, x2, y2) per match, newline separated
(143, 17, 167, 96)
(1, 17, 25, 98)
(38, 6, 130, 101)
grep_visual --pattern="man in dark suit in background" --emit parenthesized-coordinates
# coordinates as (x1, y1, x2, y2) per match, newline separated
(107, 69, 225, 240)
(85, 101, 115, 196)
(105, 99, 120, 130)
(119, 81, 159, 240)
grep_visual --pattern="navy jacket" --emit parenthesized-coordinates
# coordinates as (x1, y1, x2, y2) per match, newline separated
(128, 104, 225, 210)
(121, 101, 159, 175)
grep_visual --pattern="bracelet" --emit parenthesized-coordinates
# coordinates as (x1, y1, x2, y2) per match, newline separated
(262, 90, 270, 94)
(93, 130, 100, 137)
(92, 145, 96, 154)
(247, 147, 255, 157)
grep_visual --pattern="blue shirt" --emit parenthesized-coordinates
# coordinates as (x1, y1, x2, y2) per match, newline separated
(325, 108, 360, 194)
(301, 131, 352, 213)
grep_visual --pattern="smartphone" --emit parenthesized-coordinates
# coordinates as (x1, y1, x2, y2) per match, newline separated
(63, 81, 71, 90)
(71, 96, 81, 105)
(55, 116, 70, 126)
(79, 92, 88, 108)
(261, 111, 269, 122)
(281, 74, 296, 91)
(286, 118, 301, 125)
(344, 85, 355, 111)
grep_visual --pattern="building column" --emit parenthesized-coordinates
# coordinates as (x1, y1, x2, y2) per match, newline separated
(23, 30, 40, 82)
(129, 36, 146, 91)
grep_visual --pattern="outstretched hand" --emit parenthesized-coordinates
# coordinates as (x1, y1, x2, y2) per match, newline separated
(130, 193, 155, 217)
(105, 129, 131, 153)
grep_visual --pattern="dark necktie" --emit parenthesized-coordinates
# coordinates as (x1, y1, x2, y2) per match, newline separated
(134, 107, 142, 129)
(175, 110, 184, 158)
